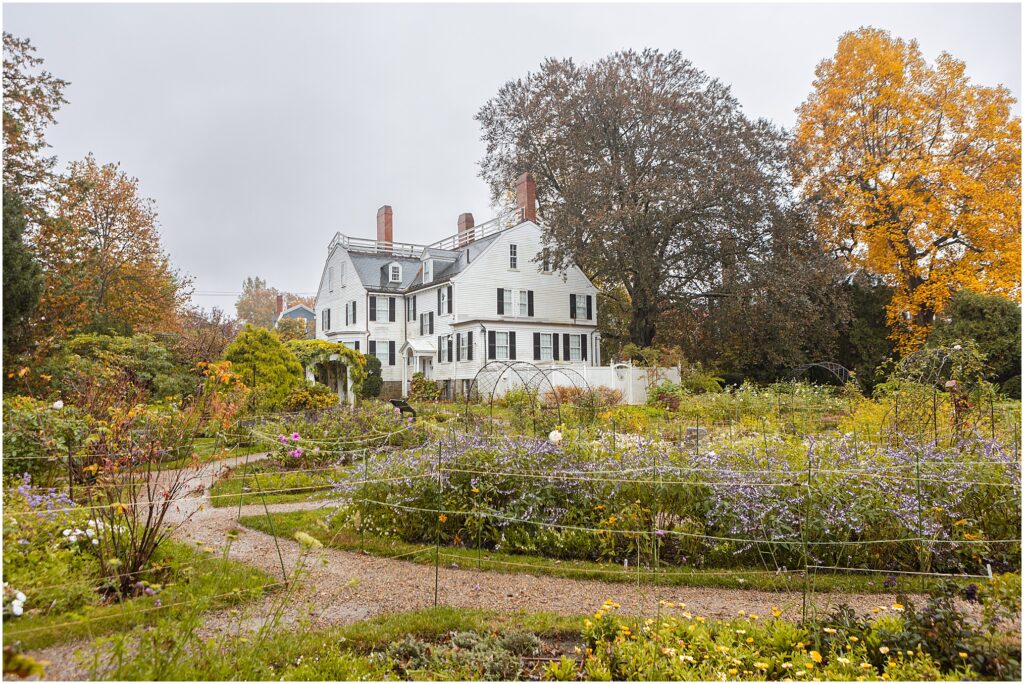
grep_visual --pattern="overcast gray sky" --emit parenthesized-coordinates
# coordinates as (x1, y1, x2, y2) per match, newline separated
(5, 2, 1021, 314)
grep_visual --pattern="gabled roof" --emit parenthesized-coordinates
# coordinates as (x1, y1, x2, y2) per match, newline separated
(277, 303, 315, 321)
(405, 232, 504, 292)
(400, 337, 437, 356)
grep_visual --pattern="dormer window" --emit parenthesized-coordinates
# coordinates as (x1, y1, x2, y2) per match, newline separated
(509, 244, 518, 269)
(389, 263, 402, 283)
(423, 259, 433, 284)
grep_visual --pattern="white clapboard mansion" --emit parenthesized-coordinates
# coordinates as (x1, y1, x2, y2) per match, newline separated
(314, 173, 601, 399)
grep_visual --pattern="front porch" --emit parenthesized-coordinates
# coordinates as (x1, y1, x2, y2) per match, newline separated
(400, 337, 437, 398)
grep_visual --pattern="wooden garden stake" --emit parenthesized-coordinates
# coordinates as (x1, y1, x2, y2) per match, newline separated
(434, 437, 442, 608)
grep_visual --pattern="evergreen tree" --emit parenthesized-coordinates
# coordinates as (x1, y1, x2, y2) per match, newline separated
(3, 191, 42, 358)
(222, 326, 304, 409)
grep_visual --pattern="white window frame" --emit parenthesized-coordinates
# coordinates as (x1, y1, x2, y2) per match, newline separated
(540, 333, 554, 361)
(389, 264, 402, 283)
(495, 331, 510, 360)
(518, 290, 529, 317)
(375, 296, 390, 322)
(328, 267, 335, 292)
(440, 287, 449, 314)
(569, 334, 582, 361)
(573, 293, 591, 320)
(374, 340, 391, 365)
(509, 244, 518, 270)
(502, 289, 513, 316)
(459, 333, 468, 360)
(541, 248, 551, 273)
(423, 260, 433, 284)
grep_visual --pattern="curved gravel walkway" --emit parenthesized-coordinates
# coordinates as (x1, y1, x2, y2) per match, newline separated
(31, 454, 913, 679)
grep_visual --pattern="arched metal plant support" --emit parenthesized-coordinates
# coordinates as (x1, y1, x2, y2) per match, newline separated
(464, 361, 564, 432)
(542, 365, 599, 424)
(788, 362, 854, 387)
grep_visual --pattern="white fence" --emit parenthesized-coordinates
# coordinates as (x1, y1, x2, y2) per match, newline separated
(491, 363, 679, 405)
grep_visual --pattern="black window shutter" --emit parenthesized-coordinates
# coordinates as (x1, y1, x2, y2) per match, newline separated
(456, 333, 462, 361)
(553, 333, 560, 360)
(388, 341, 395, 365)
(467, 331, 474, 361)
(388, 297, 395, 322)
(354, 341, 360, 351)
(419, 315, 424, 336)
(569, 294, 576, 319)
(413, 297, 417, 319)
(369, 340, 376, 356)
(487, 330, 496, 359)
(581, 334, 588, 360)
(447, 337, 453, 362)
(369, 295, 377, 321)
(447, 285, 453, 313)
(496, 288, 504, 315)
(437, 288, 442, 314)
(429, 312, 434, 335)
(509, 331, 516, 360)
(533, 332, 541, 360)
(438, 336, 443, 361)
(586, 295, 593, 320)
(527, 290, 534, 317)
(563, 333, 570, 360)
(353, 301, 357, 324)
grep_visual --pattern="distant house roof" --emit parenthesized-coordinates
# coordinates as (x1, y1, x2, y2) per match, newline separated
(278, 304, 315, 322)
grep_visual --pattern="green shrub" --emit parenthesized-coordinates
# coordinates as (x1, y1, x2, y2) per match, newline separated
(409, 372, 441, 401)
(359, 355, 383, 399)
(222, 326, 304, 409)
(281, 383, 339, 412)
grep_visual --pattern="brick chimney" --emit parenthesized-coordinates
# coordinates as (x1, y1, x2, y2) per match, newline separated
(457, 212, 475, 246)
(515, 172, 537, 223)
(376, 205, 393, 253)
(275, 294, 284, 318)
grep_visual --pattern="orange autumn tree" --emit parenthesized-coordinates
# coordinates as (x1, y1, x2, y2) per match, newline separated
(32, 154, 189, 347)
(792, 28, 1021, 352)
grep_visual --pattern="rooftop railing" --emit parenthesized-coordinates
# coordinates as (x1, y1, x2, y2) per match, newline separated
(328, 207, 524, 256)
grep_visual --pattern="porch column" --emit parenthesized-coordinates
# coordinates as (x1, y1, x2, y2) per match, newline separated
(346, 367, 355, 408)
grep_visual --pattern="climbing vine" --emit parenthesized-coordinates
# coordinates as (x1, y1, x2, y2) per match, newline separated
(285, 339, 368, 396)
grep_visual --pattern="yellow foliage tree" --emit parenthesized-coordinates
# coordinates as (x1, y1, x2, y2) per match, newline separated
(32, 154, 189, 347)
(792, 27, 1021, 352)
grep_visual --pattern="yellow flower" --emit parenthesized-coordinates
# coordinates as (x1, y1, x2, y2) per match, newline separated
(773, 607, 783, 618)
(860, 663, 873, 669)
(891, 604, 904, 611)
(471, 487, 479, 494)
(805, 662, 815, 670)
(755, 662, 769, 670)
(810, 651, 822, 663)
(728, 668, 738, 675)
(959, 652, 968, 659)
(823, 627, 837, 634)
(745, 637, 754, 644)
(848, 636, 858, 643)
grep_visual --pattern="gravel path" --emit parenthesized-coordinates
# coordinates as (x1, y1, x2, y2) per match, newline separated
(30, 454, 912, 680)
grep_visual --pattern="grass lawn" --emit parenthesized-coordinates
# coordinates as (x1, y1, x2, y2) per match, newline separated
(238, 508, 950, 594)
(208, 463, 338, 508)
(3, 540, 276, 651)
(155, 437, 266, 471)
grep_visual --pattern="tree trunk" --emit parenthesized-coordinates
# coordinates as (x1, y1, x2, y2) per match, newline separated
(628, 290, 658, 347)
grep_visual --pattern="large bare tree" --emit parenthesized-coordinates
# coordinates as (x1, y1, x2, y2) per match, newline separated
(476, 49, 788, 347)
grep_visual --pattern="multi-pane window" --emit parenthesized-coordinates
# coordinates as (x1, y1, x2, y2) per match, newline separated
(541, 248, 551, 273)
(571, 293, 592, 320)
(375, 297, 390, 322)
(389, 264, 401, 282)
(423, 260, 433, 283)
(495, 332, 510, 360)
(509, 244, 518, 269)
(440, 287, 449, 314)
(459, 333, 469, 360)
(502, 289, 513, 315)
(569, 334, 582, 361)
(374, 340, 391, 365)
(540, 333, 554, 361)
(518, 291, 529, 317)
(407, 296, 416, 322)
(321, 308, 331, 331)
(328, 267, 335, 291)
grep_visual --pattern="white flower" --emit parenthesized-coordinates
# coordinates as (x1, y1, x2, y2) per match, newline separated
(953, 344, 962, 351)
(11, 600, 24, 616)
(15, 592, 26, 602)
(548, 430, 563, 444)
(52, 400, 64, 409)
(62, 529, 71, 537)
(92, 539, 99, 545)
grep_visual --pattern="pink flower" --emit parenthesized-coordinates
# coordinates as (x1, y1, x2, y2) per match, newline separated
(290, 433, 301, 442)
(278, 435, 288, 444)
